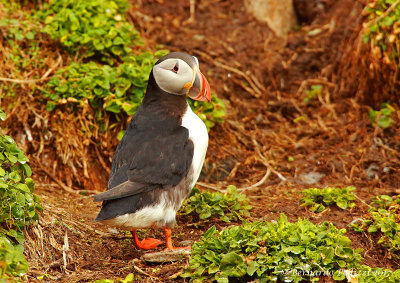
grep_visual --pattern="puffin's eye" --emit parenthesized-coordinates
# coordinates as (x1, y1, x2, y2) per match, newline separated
(172, 63, 179, 73)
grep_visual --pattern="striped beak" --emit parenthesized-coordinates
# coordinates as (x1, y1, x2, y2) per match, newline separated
(187, 67, 211, 102)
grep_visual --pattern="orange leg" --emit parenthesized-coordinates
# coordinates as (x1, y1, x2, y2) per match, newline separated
(164, 228, 191, 250)
(131, 230, 163, 250)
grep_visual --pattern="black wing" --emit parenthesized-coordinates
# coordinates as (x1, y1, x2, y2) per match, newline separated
(93, 118, 194, 202)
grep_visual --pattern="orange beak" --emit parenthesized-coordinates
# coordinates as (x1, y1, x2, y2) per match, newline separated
(192, 72, 211, 102)
(187, 68, 211, 102)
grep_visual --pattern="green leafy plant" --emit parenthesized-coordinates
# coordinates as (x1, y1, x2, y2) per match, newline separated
(0, 110, 42, 279)
(182, 214, 363, 282)
(44, 51, 163, 116)
(181, 186, 251, 222)
(300, 186, 356, 213)
(0, 11, 37, 43)
(363, 0, 400, 67)
(41, 0, 140, 63)
(304, 84, 322, 103)
(369, 102, 395, 129)
(357, 265, 400, 283)
(0, 0, 44, 91)
(350, 195, 400, 255)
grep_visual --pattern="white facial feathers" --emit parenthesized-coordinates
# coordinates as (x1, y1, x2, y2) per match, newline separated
(193, 56, 199, 66)
(153, 58, 194, 95)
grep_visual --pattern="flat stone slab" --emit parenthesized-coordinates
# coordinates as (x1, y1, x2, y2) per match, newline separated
(141, 249, 191, 263)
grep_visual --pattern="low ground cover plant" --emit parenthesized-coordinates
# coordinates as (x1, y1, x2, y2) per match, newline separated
(300, 186, 356, 213)
(357, 265, 400, 283)
(44, 53, 162, 116)
(350, 195, 400, 256)
(181, 186, 251, 222)
(369, 102, 395, 129)
(0, 0, 45, 98)
(182, 214, 363, 282)
(40, 0, 140, 63)
(0, 110, 42, 279)
(363, 0, 400, 67)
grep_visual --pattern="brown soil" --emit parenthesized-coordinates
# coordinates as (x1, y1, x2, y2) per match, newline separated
(9, 0, 400, 282)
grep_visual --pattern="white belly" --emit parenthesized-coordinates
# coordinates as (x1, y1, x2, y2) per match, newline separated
(101, 104, 208, 229)
(181, 103, 209, 188)
(101, 191, 176, 229)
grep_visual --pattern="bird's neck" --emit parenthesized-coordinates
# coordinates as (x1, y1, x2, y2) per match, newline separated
(142, 72, 189, 121)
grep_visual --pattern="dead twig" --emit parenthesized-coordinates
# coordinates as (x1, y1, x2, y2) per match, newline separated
(252, 139, 287, 182)
(42, 202, 114, 237)
(36, 159, 77, 194)
(193, 50, 265, 97)
(214, 60, 263, 97)
(237, 168, 271, 191)
(95, 146, 111, 174)
(196, 182, 226, 193)
(130, 261, 159, 281)
(35, 158, 98, 195)
(41, 55, 62, 80)
(62, 231, 70, 269)
(0, 77, 50, 83)
(353, 194, 371, 208)
(296, 78, 337, 96)
(198, 168, 272, 193)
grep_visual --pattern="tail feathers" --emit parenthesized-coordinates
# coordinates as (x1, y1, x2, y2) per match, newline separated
(94, 192, 157, 222)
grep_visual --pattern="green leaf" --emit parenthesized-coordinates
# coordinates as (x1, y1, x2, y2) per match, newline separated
(22, 164, 32, 177)
(288, 246, 304, 254)
(332, 270, 345, 280)
(46, 101, 56, 111)
(26, 31, 34, 40)
(105, 102, 121, 113)
(0, 110, 6, 121)
(121, 273, 134, 283)
(117, 130, 125, 141)
(220, 252, 246, 277)
(378, 116, 392, 128)
(203, 226, 217, 238)
(247, 261, 259, 276)
(17, 184, 30, 193)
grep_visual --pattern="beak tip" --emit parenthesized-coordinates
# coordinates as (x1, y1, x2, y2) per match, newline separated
(206, 85, 211, 102)
(191, 72, 212, 102)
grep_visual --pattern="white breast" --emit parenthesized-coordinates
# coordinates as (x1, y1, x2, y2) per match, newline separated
(99, 104, 208, 230)
(181, 103, 209, 188)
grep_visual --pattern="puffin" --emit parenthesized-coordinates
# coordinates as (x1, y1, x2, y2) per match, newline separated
(93, 52, 211, 250)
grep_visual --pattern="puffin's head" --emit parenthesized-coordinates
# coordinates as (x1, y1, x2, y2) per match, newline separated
(152, 52, 211, 102)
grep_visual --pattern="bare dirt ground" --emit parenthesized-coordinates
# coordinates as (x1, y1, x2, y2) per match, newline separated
(19, 0, 400, 281)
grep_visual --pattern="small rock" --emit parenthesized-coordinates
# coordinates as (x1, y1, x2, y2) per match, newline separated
(141, 249, 191, 263)
(299, 172, 325, 185)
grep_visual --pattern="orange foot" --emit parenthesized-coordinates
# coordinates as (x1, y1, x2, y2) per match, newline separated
(131, 230, 163, 250)
(164, 228, 191, 250)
